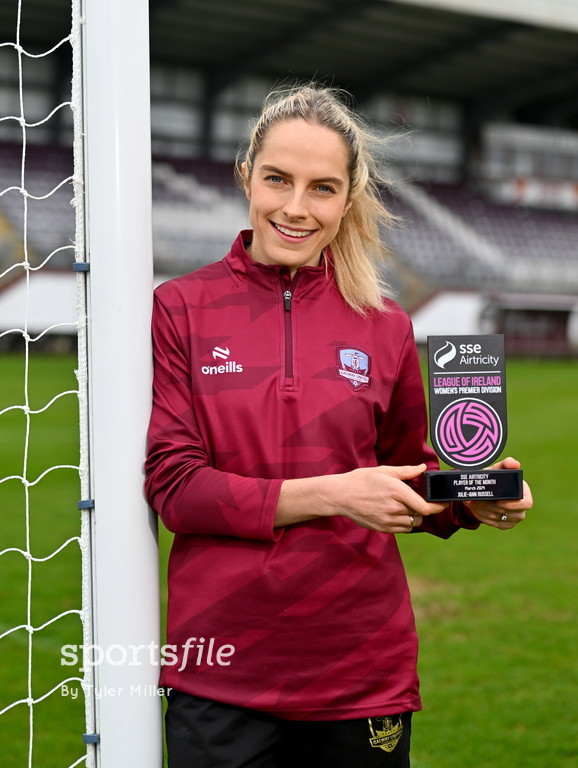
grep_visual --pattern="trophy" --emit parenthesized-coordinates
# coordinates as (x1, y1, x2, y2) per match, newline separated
(424, 334, 523, 502)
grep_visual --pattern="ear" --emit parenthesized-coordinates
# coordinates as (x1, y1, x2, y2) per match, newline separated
(342, 199, 353, 217)
(241, 162, 251, 200)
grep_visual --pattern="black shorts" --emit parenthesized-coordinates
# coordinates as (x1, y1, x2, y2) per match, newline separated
(165, 689, 412, 768)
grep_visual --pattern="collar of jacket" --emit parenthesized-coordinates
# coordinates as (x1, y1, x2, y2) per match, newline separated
(224, 230, 336, 293)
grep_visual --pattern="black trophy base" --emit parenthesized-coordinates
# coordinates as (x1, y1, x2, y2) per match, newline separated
(424, 469, 523, 502)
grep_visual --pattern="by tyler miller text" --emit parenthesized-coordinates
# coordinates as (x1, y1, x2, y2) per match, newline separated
(61, 683, 173, 699)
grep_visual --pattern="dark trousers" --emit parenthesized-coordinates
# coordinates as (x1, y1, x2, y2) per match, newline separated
(166, 689, 412, 768)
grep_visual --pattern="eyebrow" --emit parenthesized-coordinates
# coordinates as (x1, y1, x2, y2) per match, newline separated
(260, 164, 346, 189)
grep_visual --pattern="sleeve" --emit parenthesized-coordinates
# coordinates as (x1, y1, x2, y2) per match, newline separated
(375, 321, 480, 539)
(144, 292, 283, 541)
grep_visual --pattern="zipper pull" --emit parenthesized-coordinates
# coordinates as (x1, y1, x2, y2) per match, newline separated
(283, 289, 292, 311)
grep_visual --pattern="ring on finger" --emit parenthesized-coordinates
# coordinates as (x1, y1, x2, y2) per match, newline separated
(500, 513, 508, 522)
(409, 515, 415, 529)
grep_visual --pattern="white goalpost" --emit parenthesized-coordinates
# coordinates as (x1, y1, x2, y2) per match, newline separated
(79, 0, 162, 765)
(0, 0, 162, 764)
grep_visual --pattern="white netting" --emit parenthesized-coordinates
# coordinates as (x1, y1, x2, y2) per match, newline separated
(0, 1, 93, 766)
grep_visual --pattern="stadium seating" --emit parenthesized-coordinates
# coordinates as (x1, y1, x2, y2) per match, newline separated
(1, 143, 577, 300)
(151, 157, 248, 272)
(424, 182, 578, 269)
(385, 181, 578, 296)
(0, 142, 75, 274)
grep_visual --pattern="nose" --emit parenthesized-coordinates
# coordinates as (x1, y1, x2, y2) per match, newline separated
(282, 187, 308, 220)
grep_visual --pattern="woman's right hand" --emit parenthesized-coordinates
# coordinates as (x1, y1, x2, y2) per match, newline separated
(275, 463, 446, 532)
(331, 463, 446, 533)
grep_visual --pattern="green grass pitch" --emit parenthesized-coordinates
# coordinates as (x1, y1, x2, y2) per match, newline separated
(1, 352, 577, 767)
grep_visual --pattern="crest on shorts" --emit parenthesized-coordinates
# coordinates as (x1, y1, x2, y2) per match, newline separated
(368, 716, 403, 753)
(336, 347, 371, 391)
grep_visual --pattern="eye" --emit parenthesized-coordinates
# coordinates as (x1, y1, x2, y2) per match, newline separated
(265, 174, 284, 184)
(316, 184, 335, 194)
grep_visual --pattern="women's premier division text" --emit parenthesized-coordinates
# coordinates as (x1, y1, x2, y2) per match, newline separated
(433, 375, 502, 395)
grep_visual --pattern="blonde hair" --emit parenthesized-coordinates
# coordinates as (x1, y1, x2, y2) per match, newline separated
(236, 83, 396, 314)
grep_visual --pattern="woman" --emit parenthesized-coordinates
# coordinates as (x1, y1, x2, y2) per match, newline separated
(145, 84, 532, 768)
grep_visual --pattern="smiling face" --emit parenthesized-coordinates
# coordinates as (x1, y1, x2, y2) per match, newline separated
(243, 118, 352, 275)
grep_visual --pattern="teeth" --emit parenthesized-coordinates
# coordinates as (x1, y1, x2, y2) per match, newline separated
(273, 223, 313, 238)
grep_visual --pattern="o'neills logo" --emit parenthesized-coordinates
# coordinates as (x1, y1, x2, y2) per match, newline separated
(201, 346, 244, 375)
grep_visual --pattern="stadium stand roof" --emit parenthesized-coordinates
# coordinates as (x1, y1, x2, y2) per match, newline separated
(3, 0, 578, 131)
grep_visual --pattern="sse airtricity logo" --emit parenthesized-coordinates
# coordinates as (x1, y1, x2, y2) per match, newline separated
(201, 346, 244, 375)
(433, 341, 457, 369)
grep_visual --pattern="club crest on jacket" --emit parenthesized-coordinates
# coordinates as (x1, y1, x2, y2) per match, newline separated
(336, 347, 371, 391)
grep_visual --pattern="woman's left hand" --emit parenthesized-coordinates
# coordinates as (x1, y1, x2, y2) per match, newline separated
(465, 457, 533, 530)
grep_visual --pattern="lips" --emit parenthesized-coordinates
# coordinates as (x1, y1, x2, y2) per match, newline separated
(271, 222, 316, 239)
